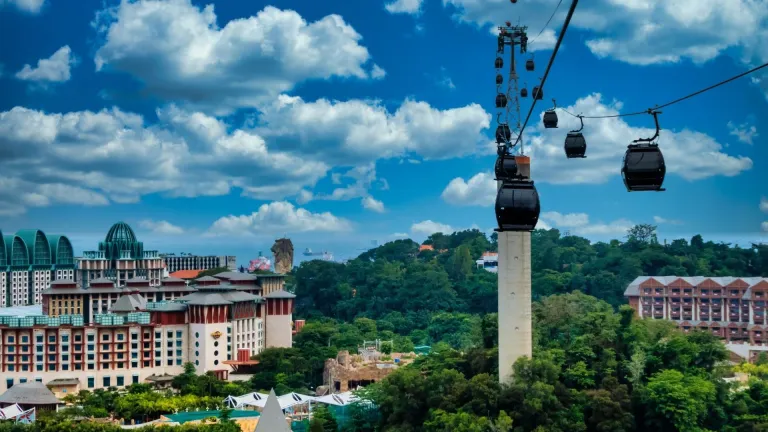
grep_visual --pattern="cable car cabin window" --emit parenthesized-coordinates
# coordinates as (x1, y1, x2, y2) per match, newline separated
(564, 132, 587, 158)
(622, 145, 666, 191)
(495, 180, 541, 232)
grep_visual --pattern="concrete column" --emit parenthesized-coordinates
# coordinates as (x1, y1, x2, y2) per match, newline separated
(497, 231, 532, 384)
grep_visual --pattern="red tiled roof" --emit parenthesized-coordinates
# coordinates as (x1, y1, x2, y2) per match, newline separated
(170, 269, 204, 279)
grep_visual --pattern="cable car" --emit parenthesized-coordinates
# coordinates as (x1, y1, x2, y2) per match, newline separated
(520, 88, 528, 98)
(525, 59, 534, 71)
(543, 110, 558, 128)
(495, 93, 508, 108)
(495, 57, 503, 68)
(532, 86, 543, 100)
(564, 115, 587, 158)
(495, 179, 540, 232)
(495, 124, 511, 143)
(496, 74, 503, 85)
(494, 155, 518, 179)
(622, 144, 666, 191)
(497, 36, 505, 53)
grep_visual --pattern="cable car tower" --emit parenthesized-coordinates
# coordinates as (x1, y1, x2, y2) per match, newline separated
(494, 21, 540, 385)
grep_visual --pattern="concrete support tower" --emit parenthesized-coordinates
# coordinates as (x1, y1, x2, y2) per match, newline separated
(498, 156, 534, 384)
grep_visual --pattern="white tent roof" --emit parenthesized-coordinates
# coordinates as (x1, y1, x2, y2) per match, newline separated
(0, 404, 23, 419)
(223, 392, 269, 408)
(277, 392, 316, 409)
(312, 392, 359, 407)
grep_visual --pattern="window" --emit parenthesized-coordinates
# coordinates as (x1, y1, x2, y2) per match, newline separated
(36, 346, 43, 353)
(62, 354, 69, 361)
(117, 376, 124, 386)
(176, 349, 182, 357)
(62, 364, 69, 371)
(47, 364, 55, 371)
(62, 345, 69, 352)
(131, 362, 138, 368)
(117, 334, 124, 341)
(88, 377, 95, 388)
(102, 334, 109, 341)
(155, 360, 161, 366)
(7, 336, 14, 343)
(36, 365, 43, 371)
(35, 378, 42, 383)
(176, 341, 182, 347)
(132, 375, 139, 384)
(19, 378, 27, 383)
(176, 358, 182, 366)
(62, 335, 69, 342)
(131, 333, 138, 340)
(195, 332, 199, 338)
(36, 335, 43, 343)
(48, 354, 55, 362)
(75, 334, 82, 342)
(167, 331, 173, 339)
(7, 347, 13, 353)
(7, 365, 14, 372)
(102, 344, 109, 351)
(87, 334, 94, 342)
(87, 344, 94, 351)
(103, 376, 111, 387)
(155, 341, 161, 348)
(48, 335, 56, 343)
(167, 359, 173, 366)
(117, 344, 124, 350)
(21, 335, 28, 343)
(155, 331, 161, 339)
(6, 379, 12, 389)
(36, 355, 43, 362)
(117, 362, 124, 369)
(176, 331, 183, 338)
(102, 354, 109, 360)
(132, 352, 138, 359)
(87, 364, 94, 370)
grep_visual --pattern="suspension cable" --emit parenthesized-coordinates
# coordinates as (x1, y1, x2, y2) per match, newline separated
(559, 61, 768, 119)
(512, 0, 579, 149)
(528, 0, 564, 47)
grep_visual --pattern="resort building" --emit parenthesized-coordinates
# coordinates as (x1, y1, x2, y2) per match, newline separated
(0, 229, 75, 307)
(161, 254, 237, 274)
(624, 276, 768, 345)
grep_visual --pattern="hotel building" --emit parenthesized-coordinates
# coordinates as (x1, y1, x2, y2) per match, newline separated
(625, 276, 768, 345)
(161, 254, 237, 274)
(0, 230, 76, 307)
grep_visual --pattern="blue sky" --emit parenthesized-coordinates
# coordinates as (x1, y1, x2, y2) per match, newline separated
(1, 0, 767, 265)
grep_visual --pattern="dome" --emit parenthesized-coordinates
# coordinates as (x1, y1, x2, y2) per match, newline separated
(105, 222, 137, 243)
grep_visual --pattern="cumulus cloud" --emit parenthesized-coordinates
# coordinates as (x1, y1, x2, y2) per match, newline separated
(385, 0, 423, 15)
(540, 211, 633, 236)
(441, 172, 496, 206)
(411, 220, 455, 237)
(15, 46, 77, 84)
(362, 196, 385, 213)
(0, 179, 109, 216)
(139, 219, 184, 235)
(728, 121, 759, 145)
(0, 105, 328, 214)
(208, 201, 352, 235)
(761, 197, 768, 213)
(371, 64, 387, 80)
(256, 95, 491, 165)
(1, 0, 45, 13)
(653, 216, 683, 225)
(524, 93, 752, 184)
(443, 0, 767, 65)
(92, 1, 380, 114)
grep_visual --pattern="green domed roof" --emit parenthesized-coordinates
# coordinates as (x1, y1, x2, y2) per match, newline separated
(105, 222, 137, 243)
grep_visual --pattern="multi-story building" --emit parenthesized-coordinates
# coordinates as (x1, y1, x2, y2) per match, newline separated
(77, 222, 165, 288)
(0, 230, 76, 307)
(161, 254, 237, 274)
(0, 269, 295, 391)
(475, 252, 499, 273)
(624, 276, 768, 345)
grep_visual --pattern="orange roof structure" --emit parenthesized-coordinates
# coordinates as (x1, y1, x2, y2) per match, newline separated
(170, 269, 204, 280)
(419, 244, 434, 251)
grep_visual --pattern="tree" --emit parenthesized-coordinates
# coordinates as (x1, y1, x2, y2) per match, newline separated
(310, 404, 338, 432)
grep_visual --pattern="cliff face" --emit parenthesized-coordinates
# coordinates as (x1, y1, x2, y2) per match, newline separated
(271, 238, 294, 274)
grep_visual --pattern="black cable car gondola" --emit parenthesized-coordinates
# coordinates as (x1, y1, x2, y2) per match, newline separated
(495, 122, 512, 143)
(495, 178, 540, 231)
(495, 57, 503, 68)
(525, 58, 534, 71)
(622, 110, 666, 192)
(532, 86, 543, 100)
(495, 93, 508, 108)
(542, 99, 558, 129)
(520, 87, 528, 98)
(496, 74, 503, 85)
(564, 115, 587, 158)
(495, 154, 518, 179)
(497, 35, 505, 53)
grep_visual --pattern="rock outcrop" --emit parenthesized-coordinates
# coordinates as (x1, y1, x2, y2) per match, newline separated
(271, 238, 294, 274)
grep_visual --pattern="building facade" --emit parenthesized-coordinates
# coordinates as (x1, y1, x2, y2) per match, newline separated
(161, 254, 237, 274)
(0, 269, 295, 391)
(624, 276, 768, 345)
(0, 230, 76, 307)
(77, 222, 165, 288)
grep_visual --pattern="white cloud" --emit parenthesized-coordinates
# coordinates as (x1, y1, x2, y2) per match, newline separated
(441, 172, 496, 206)
(296, 189, 314, 205)
(0, 178, 109, 216)
(528, 29, 557, 52)
(15, 46, 77, 83)
(411, 220, 455, 237)
(362, 196, 385, 213)
(653, 215, 683, 225)
(443, 0, 767, 66)
(761, 197, 768, 213)
(728, 121, 759, 145)
(256, 95, 491, 165)
(385, 0, 423, 15)
(208, 201, 352, 235)
(540, 211, 633, 236)
(524, 93, 752, 184)
(0, 105, 328, 214)
(139, 219, 184, 235)
(1, 0, 45, 13)
(371, 64, 387, 80)
(93, 1, 380, 114)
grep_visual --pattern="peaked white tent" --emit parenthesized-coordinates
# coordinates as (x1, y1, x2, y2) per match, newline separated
(313, 391, 359, 407)
(0, 404, 23, 419)
(254, 389, 291, 432)
(223, 392, 269, 408)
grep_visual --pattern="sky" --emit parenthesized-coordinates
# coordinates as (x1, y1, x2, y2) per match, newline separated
(1, 0, 767, 266)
